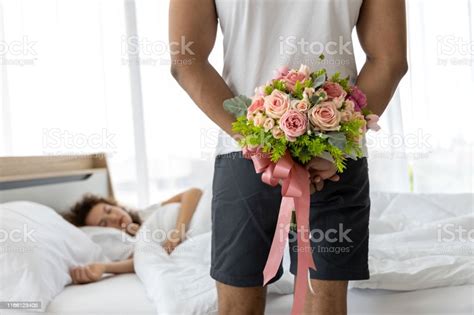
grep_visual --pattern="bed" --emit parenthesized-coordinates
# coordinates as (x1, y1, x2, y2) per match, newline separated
(46, 274, 474, 315)
(1, 154, 473, 314)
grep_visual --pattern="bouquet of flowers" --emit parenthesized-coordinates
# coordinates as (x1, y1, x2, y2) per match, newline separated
(223, 63, 380, 315)
(224, 64, 380, 172)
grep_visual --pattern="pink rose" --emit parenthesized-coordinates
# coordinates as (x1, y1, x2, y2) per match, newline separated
(298, 64, 311, 79)
(366, 114, 381, 131)
(283, 70, 308, 92)
(315, 88, 328, 102)
(303, 87, 315, 99)
(341, 100, 355, 122)
(323, 82, 347, 99)
(253, 112, 265, 127)
(263, 117, 275, 132)
(273, 66, 290, 80)
(264, 90, 290, 119)
(348, 86, 368, 111)
(309, 101, 341, 131)
(279, 110, 308, 142)
(247, 97, 265, 121)
(254, 85, 266, 97)
(271, 126, 284, 139)
(291, 99, 311, 113)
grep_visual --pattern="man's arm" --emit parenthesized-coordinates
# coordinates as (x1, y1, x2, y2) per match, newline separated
(356, 0, 409, 116)
(169, 0, 236, 136)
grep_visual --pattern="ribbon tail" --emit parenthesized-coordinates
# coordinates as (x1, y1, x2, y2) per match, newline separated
(291, 166, 315, 315)
(263, 196, 293, 286)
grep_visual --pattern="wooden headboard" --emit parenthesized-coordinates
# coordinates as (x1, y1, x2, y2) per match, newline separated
(0, 153, 114, 213)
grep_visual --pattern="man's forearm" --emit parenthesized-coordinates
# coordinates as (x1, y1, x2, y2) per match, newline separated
(171, 62, 236, 136)
(356, 58, 408, 117)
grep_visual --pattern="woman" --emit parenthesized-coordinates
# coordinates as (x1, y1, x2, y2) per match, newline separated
(169, 0, 407, 314)
(64, 188, 203, 284)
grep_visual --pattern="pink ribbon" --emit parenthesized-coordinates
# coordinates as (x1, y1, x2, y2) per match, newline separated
(243, 148, 317, 315)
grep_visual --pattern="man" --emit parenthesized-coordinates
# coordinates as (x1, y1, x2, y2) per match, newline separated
(169, 0, 407, 314)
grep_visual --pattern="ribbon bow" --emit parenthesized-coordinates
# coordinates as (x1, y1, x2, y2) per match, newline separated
(244, 148, 317, 315)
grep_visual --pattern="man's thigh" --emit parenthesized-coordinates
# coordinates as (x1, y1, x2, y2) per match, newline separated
(211, 152, 284, 287)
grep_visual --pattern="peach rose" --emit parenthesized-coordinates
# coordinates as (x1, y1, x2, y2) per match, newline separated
(303, 87, 315, 99)
(279, 110, 308, 142)
(247, 97, 265, 121)
(283, 70, 308, 92)
(309, 101, 341, 131)
(263, 117, 275, 132)
(264, 90, 290, 119)
(341, 100, 356, 122)
(273, 66, 290, 80)
(253, 112, 265, 127)
(323, 82, 347, 99)
(271, 126, 284, 139)
(291, 99, 311, 113)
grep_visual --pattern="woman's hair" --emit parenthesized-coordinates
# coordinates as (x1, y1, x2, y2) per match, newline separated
(64, 194, 142, 227)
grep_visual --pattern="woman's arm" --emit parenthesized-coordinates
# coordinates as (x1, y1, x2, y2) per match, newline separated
(162, 188, 203, 253)
(70, 259, 134, 284)
(169, 0, 236, 136)
(355, 0, 409, 116)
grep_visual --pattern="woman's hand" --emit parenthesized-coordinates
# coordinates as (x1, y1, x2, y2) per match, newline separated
(70, 263, 106, 284)
(162, 230, 183, 255)
(122, 222, 140, 236)
(306, 157, 340, 192)
(162, 238, 182, 255)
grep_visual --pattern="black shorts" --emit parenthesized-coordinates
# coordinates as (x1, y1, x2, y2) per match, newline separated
(210, 151, 370, 287)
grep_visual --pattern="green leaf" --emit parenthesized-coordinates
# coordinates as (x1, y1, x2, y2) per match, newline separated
(326, 132, 347, 151)
(313, 74, 326, 89)
(223, 95, 252, 118)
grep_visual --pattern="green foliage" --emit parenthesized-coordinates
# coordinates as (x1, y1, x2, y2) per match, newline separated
(293, 81, 304, 99)
(330, 72, 351, 92)
(274, 80, 286, 92)
(223, 95, 252, 118)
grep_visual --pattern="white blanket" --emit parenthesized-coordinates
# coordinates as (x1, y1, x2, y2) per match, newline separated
(134, 212, 293, 315)
(350, 192, 474, 290)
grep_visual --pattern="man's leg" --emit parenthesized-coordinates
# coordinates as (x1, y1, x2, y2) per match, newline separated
(216, 282, 267, 315)
(303, 279, 348, 315)
(211, 152, 283, 315)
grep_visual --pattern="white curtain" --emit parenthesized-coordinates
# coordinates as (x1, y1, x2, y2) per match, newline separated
(1, 0, 473, 209)
(355, 0, 474, 193)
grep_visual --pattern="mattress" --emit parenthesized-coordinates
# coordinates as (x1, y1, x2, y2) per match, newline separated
(47, 274, 473, 314)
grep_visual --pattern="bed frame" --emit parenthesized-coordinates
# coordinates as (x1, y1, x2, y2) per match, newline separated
(0, 153, 114, 213)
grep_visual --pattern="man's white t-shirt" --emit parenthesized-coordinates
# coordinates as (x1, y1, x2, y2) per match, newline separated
(214, 0, 364, 155)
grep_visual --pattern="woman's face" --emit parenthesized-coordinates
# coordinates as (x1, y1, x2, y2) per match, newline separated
(85, 202, 133, 230)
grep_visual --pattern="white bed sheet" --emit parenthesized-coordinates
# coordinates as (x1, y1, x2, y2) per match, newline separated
(266, 285, 474, 315)
(46, 274, 473, 315)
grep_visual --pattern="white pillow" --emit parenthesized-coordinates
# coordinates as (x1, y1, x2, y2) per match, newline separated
(0, 201, 107, 312)
(80, 226, 134, 261)
(187, 183, 212, 237)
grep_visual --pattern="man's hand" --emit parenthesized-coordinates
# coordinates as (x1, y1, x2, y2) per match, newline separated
(70, 263, 106, 284)
(306, 157, 340, 192)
